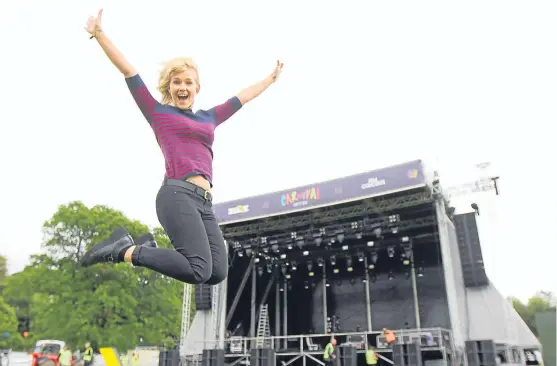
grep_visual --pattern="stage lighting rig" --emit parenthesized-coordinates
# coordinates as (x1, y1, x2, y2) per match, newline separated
(291, 261, 298, 271)
(417, 267, 424, 277)
(317, 258, 325, 267)
(330, 256, 337, 266)
(357, 252, 365, 262)
(346, 256, 354, 272)
(367, 241, 375, 247)
(387, 246, 395, 258)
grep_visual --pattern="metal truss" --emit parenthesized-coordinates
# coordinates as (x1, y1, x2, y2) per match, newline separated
(222, 192, 434, 239)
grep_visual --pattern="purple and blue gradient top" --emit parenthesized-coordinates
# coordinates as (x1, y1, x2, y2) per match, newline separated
(126, 74, 242, 184)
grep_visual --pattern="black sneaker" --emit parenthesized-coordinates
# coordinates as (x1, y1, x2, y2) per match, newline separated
(80, 226, 134, 267)
(136, 233, 158, 248)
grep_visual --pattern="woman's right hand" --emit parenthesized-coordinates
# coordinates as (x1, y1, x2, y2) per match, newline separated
(85, 9, 103, 37)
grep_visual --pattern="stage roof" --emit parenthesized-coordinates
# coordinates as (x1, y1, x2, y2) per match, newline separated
(213, 160, 427, 225)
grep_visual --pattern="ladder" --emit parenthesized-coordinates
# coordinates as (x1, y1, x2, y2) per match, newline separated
(255, 304, 271, 348)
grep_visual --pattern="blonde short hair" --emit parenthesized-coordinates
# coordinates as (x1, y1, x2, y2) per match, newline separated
(157, 57, 200, 105)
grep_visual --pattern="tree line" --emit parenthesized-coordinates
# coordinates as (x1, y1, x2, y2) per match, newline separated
(0, 201, 194, 353)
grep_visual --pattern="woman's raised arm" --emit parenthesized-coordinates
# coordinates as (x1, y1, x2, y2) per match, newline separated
(85, 9, 137, 78)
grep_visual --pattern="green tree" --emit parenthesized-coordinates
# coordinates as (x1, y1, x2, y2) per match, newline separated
(0, 255, 7, 286)
(511, 291, 557, 336)
(2, 201, 184, 352)
(0, 294, 19, 349)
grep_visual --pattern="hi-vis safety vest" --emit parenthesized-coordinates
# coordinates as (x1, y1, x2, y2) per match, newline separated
(83, 347, 94, 361)
(59, 350, 72, 366)
(324, 343, 334, 359)
(366, 350, 377, 365)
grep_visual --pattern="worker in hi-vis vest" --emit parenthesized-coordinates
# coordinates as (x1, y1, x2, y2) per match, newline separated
(83, 342, 94, 366)
(323, 337, 337, 365)
(366, 346, 378, 365)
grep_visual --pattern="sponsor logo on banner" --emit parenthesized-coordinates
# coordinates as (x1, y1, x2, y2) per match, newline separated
(228, 205, 250, 215)
(280, 187, 320, 207)
(407, 169, 419, 179)
(361, 177, 386, 190)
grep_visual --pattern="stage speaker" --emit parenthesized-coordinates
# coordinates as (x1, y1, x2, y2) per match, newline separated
(338, 345, 357, 366)
(159, 350, 180, 366)
(202, 349, 225, 366)
(392, 343, 422, 366)
(196, 284, 212, 310)
(250, 348, 276, 366)
(465, 340, 497, 366)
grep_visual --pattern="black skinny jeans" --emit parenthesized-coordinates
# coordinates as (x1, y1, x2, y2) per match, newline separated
(133, 183, 228, 285)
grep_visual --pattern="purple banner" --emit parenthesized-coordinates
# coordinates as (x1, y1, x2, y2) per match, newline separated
(214, 160, 426, 225)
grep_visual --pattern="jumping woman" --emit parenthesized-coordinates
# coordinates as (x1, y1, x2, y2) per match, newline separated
(80, 9, 283, 285)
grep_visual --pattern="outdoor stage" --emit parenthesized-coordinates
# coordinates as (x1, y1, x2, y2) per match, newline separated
(176, 159, 538, 366)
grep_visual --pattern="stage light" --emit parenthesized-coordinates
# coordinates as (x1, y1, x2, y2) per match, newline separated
(356, 233, 363, 239)
(337, 233, 345, 243)
(257, 267, 264, 276)
(255, 258, 260, 263)
(388, 270, 394, 280)
(291, 231, 297, 239)
(266, 263, 273, 273)
(291, 261, 298, 271)
(387, 246, 395, 258)
(238, 252, 244, 257)
(346, 257, 353, 272)
(286, 274, 291, 279)
(307, 262, 313, 272)
(370, 252, 378, 264)
(403, 259, 410, 265)
(367, 241, 375, 247)
(303, 251, 309, 256)
(362, 277, 367, 283)
(333, 268, 339, 274)
(391, 227, 399, 234)
(287, 243, 293, 250)
(417, 267, 424, 277)
(342, 245, 349, 251)
(471, 203, 480, 216)
(279, 286, 284, 292)
(357, 252, 364, 262)
(401, 236, 409, 243)
(304, 281, 309, 289)
(280, 254, 287, 259)
(330, 256, 337, 266)
(389, 214, 399, 223)
(263, 246, 269, 253)
(325, 281, 330, 287)
(317, 258, 324, 267)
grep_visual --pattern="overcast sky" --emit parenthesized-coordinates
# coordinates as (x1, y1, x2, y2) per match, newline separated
(0, 0, 555, 302)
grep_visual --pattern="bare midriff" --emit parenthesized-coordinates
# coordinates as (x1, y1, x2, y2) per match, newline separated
(186, 175, 211, 192)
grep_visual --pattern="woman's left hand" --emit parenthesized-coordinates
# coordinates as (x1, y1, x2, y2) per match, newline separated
(271, 60, 284, 82)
